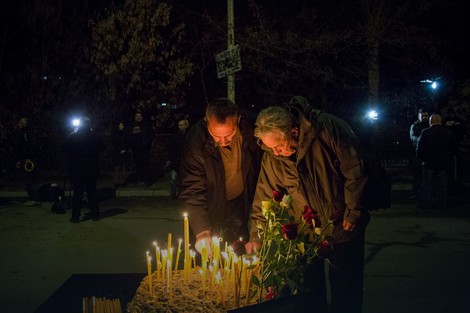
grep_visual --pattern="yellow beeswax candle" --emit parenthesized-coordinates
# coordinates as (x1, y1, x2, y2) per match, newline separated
(175, 238, 182, 273)
(183, 213, 190, 282)
(146, 252, 153, 295)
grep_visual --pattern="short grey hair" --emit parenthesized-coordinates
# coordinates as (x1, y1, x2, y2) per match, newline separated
(254, 106, 292, 140)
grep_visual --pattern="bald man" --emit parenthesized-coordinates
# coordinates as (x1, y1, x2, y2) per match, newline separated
(416, 114, 457, 210)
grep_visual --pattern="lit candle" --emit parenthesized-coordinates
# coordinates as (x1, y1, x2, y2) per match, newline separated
(161, 249, 167, 284)
(167, 233, 172, 265)
(153, 242, 160, 281)
(146, 252, 153, 295)
(190, 250, 196, 271)
(175, 238, 182, 273)
(183, 212, 190, 282)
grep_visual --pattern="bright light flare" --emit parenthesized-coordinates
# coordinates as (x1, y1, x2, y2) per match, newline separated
(72, 118, 80, 127)
(367, 110, 378, 120)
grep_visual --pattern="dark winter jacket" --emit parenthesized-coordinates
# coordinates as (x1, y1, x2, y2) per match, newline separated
(63, 128, 105, 180)
(416, 124, 456, 171)
(178, 113, 262, 237)
(250, 108, 369, 243)
(410, 120, 428, 149)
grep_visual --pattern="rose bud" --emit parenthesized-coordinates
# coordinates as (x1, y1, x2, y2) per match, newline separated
(272, 190, 283, 202)
(266, 286, 277, 300)
(282, 223, 299, 240)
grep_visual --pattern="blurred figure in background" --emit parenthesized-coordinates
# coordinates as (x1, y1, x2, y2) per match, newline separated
(409, 108, 429, 200)
(15, 117, 42, 206)
(167, 118, 189, 199)
(129, 111, 153, 186)
(417, 114, 457, 210)
(63, 117, 105, 223)
(112, 121, 130, 188)
(443, 107, 465, 185)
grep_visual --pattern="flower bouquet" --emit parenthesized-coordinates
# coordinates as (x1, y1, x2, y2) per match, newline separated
(250, 191, 338, 302)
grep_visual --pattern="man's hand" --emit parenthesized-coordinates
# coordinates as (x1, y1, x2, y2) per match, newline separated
(245, 241, 261, 254)
(195, 230, 212, 257)
(342, 220, 356, 232)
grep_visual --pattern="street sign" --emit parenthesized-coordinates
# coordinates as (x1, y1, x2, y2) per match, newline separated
(215, 45, 242, 79)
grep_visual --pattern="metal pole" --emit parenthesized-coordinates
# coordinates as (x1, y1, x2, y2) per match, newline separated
(227, 0, 235, 102)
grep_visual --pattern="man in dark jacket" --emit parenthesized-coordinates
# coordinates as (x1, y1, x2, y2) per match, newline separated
(409, 108, 430, 198)
(15, 117, 42, 206)
(63, 117, 105, 223)
(179, 98, 262, 255)
(416, 114, 456, 210)
(247, 102, 369, 313)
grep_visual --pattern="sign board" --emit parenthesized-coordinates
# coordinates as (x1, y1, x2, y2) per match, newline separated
(215, 45, 242, 79)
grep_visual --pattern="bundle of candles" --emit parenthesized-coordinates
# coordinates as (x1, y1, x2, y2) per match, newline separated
(82, 297, 122, 313)
(143, 213, 261, 308)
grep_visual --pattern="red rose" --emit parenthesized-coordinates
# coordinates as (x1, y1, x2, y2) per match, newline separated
(282, 223, 299, 240)
(316, 240, 334, 258)
(302, 205, 321, 228)
(272, 190, 283, 202)
(266, 286, 277, 300)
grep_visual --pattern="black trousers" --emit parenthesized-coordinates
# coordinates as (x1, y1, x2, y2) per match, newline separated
(300, 231, 366, 313)
(71, 177, 99, 219)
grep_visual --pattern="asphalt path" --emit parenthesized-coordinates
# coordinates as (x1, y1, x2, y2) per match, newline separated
(1, 194, 469, 313)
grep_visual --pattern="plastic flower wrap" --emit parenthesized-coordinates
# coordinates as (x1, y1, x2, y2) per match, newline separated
(252, 191, 336, 301)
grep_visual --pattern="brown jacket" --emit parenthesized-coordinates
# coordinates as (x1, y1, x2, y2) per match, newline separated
(250, 108, 369, 243)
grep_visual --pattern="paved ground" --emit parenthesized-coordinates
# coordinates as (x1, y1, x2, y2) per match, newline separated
(1, 173, 469, 313)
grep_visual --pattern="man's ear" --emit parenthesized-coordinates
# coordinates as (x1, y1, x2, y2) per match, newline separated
(291, 127, 299, 139)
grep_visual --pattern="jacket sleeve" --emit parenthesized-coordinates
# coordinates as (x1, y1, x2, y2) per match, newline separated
(318, 115, 367, 223)
(178, 141, 211, 236)
(249, 153, 287, 241)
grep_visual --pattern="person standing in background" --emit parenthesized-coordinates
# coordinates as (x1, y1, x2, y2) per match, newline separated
(112, 121, 130, 188)
(409, 108, 429, 200)
(129, 111, 153, 186)
(167, 119, 189, 199)
(15, 117, 42, 206)
(63, 117, 105, 223)
(416, 114, 457, 210)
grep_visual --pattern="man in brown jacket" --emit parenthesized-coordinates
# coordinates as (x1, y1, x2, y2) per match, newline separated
(179, 98, 262, 255)
(247, 101, 369, 313)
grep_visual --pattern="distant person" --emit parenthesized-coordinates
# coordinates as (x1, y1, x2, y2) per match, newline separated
(416, 114, 457, 210)
(409, 108, 429, 199)
(167, 119, 189, 199)
(179, 98, 262, 255)
(15, 117, 42, 206)
(63, 117, 105, 223)
(443, 107, 465, 184)
(112, 121, 130, 188)
(129, 112, 153, 186)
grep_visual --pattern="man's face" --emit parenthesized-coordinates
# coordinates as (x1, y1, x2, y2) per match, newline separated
(259, 130, 297, 157)
(178, 121, 188, 133)
(206, 115, 239, 147)
(135, 113, 143, 122)
(419, 112, 429, 122)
